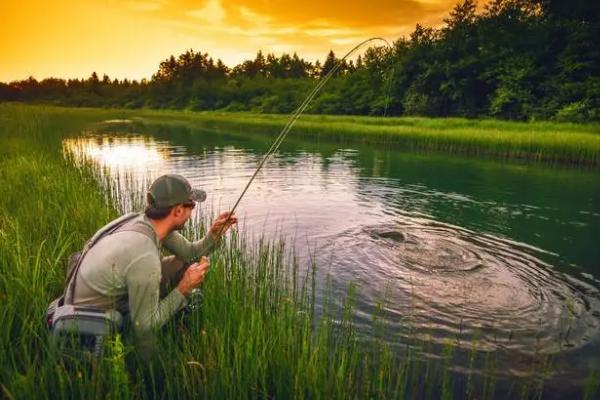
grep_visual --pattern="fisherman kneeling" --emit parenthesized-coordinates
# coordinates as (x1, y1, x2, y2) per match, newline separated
(47, 174, 237, 355)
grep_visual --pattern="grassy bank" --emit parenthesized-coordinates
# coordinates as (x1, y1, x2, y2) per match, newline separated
(1, 103, 598, 399)
(130, 109, 600, 167)
(6, 103, 600, 166)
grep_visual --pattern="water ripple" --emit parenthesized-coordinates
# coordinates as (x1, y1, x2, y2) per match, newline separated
(334, 217, 600, 353)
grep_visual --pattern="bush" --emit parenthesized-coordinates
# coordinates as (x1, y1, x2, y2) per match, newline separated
(555, 101, 591, 123)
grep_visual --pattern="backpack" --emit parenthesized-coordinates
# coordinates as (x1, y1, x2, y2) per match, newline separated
(45, 212, 155, 356)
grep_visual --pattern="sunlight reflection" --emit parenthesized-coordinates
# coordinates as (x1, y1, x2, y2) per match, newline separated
(63, 135, 169, 173)
(63, 135, 173, 210)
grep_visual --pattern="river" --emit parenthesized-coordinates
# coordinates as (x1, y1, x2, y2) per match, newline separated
(64, 118, 600, 397)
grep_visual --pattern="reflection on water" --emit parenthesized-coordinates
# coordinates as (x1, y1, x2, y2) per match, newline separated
(64, 136, 170, 177)
(63, 126, 600, 391)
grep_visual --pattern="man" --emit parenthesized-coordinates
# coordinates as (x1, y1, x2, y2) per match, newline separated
(71, 174, 237, 346)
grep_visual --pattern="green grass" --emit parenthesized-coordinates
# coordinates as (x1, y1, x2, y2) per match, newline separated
(129, 108, 600, 166)
(1, 103, 598, 399)
(6, 103, 600, 166)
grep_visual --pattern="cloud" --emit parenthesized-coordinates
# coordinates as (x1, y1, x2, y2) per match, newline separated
(122, 0, 166, 12)
(1, 0, 475, 81)
(132, 0, 439, 65)
(134, 0, 459, 31)
(136, 0, 461, 48)
(223, 0, 458, 29)
(187, 0, 226, 24)
(238, 6, 272, 26)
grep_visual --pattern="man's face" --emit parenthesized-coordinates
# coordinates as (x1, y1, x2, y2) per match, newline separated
(173, 201, 195, 231)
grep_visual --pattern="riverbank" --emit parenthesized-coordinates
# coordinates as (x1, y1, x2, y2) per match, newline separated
(131, 108, 600, 167)
(1, 103, 598, 398)
(6, 103, 600, 166)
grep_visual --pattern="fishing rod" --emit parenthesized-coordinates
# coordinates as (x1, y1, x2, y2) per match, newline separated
(214, 37, 393, 238)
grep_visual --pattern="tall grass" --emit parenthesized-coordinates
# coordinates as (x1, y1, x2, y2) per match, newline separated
(0, 103, 597, 399)
(131, 108, 600, 166)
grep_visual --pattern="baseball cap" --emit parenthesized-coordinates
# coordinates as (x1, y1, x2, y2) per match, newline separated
(147, 174, 207, 207)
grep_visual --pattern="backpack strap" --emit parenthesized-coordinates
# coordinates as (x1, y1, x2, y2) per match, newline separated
(114, 220, 157, 242)
(64, 212, 146, 304)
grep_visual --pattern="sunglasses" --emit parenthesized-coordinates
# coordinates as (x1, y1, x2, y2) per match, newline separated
(182, 201, 196, 209)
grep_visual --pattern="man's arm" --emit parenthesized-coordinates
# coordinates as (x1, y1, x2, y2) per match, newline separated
(125, 252, 187, 335)
(162, 212, 238, 263)
(162, 231, 215, 264)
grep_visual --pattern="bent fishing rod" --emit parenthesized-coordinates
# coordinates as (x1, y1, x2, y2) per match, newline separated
(213, 37, 393, 239)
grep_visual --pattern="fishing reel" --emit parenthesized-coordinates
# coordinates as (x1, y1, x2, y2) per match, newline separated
(183, 288, 204, 314)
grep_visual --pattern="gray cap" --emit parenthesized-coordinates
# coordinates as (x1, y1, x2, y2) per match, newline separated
(148, 174, 206, 207)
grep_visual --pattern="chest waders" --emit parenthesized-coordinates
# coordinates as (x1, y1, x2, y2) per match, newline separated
(46, 212, 155, 358)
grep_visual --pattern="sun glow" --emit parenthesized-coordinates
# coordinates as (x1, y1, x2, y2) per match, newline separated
(1, 0, 471, 82)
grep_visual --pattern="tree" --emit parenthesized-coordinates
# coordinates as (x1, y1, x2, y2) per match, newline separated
(2, 3, 598, 121)
(290, 53, 310, 78)
(320, 50, 338, 78)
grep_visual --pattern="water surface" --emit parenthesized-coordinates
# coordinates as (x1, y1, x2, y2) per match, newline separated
(64, 119, 600, 396)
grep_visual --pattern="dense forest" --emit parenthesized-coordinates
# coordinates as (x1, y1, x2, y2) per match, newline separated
(1, 0, 599, 122)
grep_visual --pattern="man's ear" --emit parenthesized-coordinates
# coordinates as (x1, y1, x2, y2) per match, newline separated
(171, 204, 184, 218)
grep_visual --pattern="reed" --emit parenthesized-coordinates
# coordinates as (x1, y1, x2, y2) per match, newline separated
(131, 108, 600, 166)
(0, 103, 597, 399)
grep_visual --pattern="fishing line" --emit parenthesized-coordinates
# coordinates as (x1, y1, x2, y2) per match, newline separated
(215, 37, 394, 237)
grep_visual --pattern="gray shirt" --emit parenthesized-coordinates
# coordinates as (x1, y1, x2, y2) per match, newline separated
(73, 213, 214, 336)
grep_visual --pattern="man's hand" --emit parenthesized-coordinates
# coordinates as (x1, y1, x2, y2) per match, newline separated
(209, 211, 238, 240)
(177, 256, 210, 296)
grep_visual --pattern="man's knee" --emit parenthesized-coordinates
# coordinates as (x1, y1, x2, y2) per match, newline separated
(160, 256, 187, 296)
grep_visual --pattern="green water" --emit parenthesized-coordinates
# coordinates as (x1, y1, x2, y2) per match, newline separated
(65, 119, 600, 396)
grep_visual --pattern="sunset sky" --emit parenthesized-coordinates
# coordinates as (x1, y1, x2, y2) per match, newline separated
(1, 0, 470, 82)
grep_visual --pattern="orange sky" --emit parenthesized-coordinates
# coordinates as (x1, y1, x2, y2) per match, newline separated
(1, 0, 471, 82)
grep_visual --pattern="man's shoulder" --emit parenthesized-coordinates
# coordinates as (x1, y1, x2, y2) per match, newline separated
(90, 213, 142, 242)
(80, 219, 159, 276)
(118, 214, 156, 242)
(90, 213, 157, 252)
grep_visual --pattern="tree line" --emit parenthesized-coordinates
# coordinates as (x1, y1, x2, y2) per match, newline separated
(1, 0, 598, 122)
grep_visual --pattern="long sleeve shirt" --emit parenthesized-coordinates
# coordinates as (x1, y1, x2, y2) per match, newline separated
(72, 213, 214, 336)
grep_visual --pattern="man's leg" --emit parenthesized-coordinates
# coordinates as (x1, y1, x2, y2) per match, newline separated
(160, 256, 203, 314)
(159, 255, 188, 298)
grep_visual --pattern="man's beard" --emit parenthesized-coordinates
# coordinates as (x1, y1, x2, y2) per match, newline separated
(173, 221, 186, 231)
